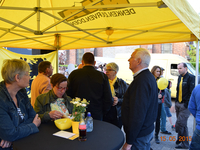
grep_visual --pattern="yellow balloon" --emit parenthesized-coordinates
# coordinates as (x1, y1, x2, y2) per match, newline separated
(157, 78, 168, 90)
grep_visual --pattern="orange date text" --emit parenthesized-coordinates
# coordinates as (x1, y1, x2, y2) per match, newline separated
(160, 136, 192, 142)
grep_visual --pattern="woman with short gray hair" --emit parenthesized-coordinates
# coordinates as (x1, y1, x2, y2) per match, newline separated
(103, 62, 128, 129)
(0, 59, 41, 149)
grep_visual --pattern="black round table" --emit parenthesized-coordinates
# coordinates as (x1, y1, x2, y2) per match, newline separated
(13, 120, 124, 150)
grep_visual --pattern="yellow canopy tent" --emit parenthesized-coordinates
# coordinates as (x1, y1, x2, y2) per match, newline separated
(0, 0, 199, 50)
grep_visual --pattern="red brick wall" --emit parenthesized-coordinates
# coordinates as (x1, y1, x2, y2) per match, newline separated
(173, 43, 189, 58)
(67, 48, 103, 64)
(68, 49, 76, 64)
(84, 48, 91, 53)
(140, 45, 153, 53)
(140, 45, 148, 49)
(65, 42, 189, 65)
(95, 47, 103, 56)
(152, 44, 161, 53)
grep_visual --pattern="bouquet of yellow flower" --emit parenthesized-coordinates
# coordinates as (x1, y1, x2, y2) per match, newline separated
(70, 97, 89, 121)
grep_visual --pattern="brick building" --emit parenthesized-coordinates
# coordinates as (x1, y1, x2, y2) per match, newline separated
(60, 47, 104, 65)
(146, 43, 189, 57)
(62, 42, 190, 65)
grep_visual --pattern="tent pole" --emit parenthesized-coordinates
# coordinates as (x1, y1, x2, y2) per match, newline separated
(0, 3, 158, 11)
(56, 49, 58, 73)
(41, 0, 103, 33)
(0, 11, 36, 38)
(42, 11, 107, 43)
(0, 17, 35, 33)
(195, 38, 199, 86)
(40, 3, 158, 10)
(37, 0, 40, 32)
(56, 34, 60, 73)
(193, 38, 199, 132)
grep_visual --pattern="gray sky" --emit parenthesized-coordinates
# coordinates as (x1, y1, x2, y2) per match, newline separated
(187, 0, 200, 14)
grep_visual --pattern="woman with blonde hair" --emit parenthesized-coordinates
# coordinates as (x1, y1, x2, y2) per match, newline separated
(0, 59, 41, 149)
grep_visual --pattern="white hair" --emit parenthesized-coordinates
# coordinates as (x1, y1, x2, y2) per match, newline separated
(106, 62, 119, 73)
(134, 48, 151, 67)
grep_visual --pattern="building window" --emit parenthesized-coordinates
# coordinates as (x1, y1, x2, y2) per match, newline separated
(76, 49, 84, 65)
(170, 64, 179, 76)
(147, 45, 152, 50)
(162, 43, 172, 53)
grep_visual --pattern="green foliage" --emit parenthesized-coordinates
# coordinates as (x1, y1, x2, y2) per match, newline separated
(187, 44, 200, 72)
(72, 104, 86, 121)
(70, 98, 89, 121)
(59, 64, 68, 67)
(59, 64, 78, 68)
(190, 62, 200, 73)
(187, 45, 196, 62)
(187, 44, 200, 63)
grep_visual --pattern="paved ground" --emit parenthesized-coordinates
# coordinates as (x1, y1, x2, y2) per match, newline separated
(150, 101, 194, 150)
(121, 100, 195, 150)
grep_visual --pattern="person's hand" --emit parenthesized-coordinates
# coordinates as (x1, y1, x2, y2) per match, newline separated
(0, 140, 12, 148)
(33, 114, 41, 127)
(49, 110, 63, 120)
(158, 94, 162, 99)
(113, 96, 118, 106)
(122, 143, 132, 150)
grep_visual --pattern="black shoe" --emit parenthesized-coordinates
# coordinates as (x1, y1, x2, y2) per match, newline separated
(155, 137, 160, 144)
(176, 139, 181, 145)
(150, 148, 153, 150)
(160, 130, 172, 135)
(175, 145, 188, 149)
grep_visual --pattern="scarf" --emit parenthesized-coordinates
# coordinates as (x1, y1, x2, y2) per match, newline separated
(109, 76, 117, 97)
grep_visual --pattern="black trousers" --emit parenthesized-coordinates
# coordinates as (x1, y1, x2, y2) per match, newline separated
(103, 106, 122, 129)
(155, 103, 162, 137)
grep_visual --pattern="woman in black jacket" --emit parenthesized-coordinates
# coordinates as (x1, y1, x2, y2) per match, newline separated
(151, 66, 164, 144)
(103, 62, 128, 129)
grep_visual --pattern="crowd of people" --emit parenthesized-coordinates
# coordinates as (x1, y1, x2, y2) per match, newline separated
(0, 49, 199, 150)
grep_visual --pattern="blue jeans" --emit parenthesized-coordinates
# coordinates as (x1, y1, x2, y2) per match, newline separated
(190, 128, 200, 150)
(160, 103, 166, 132)
(131, 131, 153, 150)
(164, 107, 172, 117)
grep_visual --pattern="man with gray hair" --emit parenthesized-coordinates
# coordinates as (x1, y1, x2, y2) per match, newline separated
(122, 48, 158, 150)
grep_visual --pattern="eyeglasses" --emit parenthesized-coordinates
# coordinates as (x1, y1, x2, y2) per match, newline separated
(56, 86, 67, 91)
(106, 69, 115, 72)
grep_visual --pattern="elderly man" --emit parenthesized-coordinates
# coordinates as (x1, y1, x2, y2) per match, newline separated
(121, 48, 158, 150)
(67, 52, 113, 120)
(175, 62, 195, 149)
(31, 61, 53, 107)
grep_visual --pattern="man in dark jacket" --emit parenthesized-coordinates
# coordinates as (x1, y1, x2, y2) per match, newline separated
(175, 62, 195, 149)
(67, 52, 113, 120)
(121, 48, 158, 150)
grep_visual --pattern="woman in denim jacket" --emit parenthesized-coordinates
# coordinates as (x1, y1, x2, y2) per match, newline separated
(0, 59, 41, 150)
